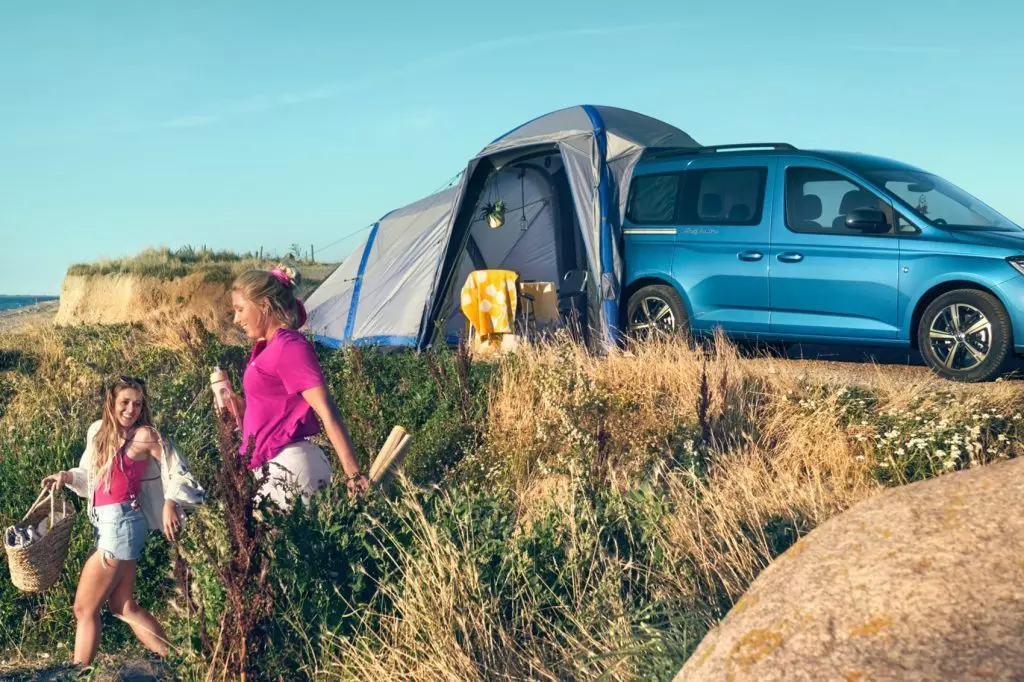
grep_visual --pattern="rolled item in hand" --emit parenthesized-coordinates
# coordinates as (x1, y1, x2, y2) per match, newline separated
(370, 425, 407, 481)
(371, 431, 411, 486)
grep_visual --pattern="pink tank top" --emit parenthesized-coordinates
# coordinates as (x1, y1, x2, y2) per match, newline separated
(93, 437, 148, 507)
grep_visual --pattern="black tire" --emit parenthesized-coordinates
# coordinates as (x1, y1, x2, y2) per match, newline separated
(625, 285, 690, 342)
(917, 288, 1012, 382)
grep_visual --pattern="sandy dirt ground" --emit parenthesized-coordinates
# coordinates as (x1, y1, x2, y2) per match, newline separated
(0, 301, 60, 335)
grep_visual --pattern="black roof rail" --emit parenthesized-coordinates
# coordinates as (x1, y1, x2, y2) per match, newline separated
(644, 143, 797, 160)
(695, 143, 797, 153)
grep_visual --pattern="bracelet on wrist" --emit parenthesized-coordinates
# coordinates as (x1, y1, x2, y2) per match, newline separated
(344, 471, 364, 482)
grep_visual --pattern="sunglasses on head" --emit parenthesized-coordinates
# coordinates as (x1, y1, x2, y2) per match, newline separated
(115, 375, 147, 388)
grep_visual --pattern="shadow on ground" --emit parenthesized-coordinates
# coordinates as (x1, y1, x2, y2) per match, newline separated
(0, 658, 167, 682)
(737, 341, 1024, 380)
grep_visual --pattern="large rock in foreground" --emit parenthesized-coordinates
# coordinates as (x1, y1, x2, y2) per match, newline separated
(676, 457, 1024, 682)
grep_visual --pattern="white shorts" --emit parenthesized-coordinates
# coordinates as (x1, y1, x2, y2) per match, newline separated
(256, 440, 333, 510)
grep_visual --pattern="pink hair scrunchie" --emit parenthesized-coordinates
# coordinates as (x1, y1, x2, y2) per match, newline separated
(269, 269, 307, 328)
(268, 269, 294, 288)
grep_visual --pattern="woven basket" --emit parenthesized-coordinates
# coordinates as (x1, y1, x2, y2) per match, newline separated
(5, 486, 76, 593)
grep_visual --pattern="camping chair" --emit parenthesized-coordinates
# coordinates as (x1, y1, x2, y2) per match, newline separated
(515, 281, 536, 340)
(557, 269, 589, 339)
(460, 269, 520, 354)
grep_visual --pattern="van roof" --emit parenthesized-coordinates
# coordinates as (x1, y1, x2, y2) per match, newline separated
(642, 144, 925, 174)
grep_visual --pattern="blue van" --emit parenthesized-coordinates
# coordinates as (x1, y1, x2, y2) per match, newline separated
(621, 144, 1024, 382)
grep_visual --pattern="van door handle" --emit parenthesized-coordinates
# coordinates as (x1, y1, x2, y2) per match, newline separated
(737, 251, 763, 262)
(777, 252, 804, 263)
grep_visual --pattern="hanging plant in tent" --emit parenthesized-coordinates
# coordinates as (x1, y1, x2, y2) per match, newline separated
(482, 199, 506, 229)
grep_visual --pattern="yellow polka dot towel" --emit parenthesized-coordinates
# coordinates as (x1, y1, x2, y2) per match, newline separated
(460, 269, 519, 340)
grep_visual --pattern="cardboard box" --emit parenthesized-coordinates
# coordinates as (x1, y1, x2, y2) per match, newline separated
(520, 281, 559, 329)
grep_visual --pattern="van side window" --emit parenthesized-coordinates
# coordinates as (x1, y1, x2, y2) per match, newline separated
(627, 173, 682, 224)
(785, 167, 894, 235)
(679, 167, 767, 226)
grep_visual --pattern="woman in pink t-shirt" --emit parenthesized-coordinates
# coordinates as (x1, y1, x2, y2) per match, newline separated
(230, 265, 367, 507)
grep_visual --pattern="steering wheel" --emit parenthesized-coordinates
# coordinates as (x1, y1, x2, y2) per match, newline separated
(933, 218, 948, 225)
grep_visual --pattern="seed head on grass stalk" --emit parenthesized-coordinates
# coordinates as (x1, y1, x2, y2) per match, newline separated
(183, 406, 275, 681)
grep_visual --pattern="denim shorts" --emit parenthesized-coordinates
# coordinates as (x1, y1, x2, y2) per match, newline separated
(90, 502, 148, 561)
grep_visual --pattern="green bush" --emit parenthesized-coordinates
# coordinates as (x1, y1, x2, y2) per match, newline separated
(319, 344, 493, 483)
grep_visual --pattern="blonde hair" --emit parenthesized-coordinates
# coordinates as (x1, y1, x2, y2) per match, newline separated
(92, 376, 154, 491)
(232, 264, 306, 330)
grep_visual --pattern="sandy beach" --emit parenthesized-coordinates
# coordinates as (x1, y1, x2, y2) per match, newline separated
(0, 300, 59, 334)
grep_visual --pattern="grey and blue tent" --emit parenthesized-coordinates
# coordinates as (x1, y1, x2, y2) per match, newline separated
(305, 105, 699, 351)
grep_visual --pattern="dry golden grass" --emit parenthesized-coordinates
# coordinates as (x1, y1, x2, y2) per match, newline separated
(67, 245, 255, 279)
(316, 334, 1024, 680)
(5, 319, 1022, 680)
(65, 245, 335, 297)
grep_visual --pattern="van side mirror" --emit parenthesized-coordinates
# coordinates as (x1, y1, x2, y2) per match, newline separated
(845, 208, 890, 234)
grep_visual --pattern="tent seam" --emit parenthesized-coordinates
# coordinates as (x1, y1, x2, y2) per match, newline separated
(581, 105, 618, 342)
(344, 222, 380, 342)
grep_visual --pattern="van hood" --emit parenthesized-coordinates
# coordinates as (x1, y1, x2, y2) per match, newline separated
(945, 228, 1024, 252)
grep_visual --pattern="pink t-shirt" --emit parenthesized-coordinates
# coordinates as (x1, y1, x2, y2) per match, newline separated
(241, 328, 325, 470)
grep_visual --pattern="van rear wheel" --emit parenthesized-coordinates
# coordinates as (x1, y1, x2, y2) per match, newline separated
(917, 289, 1012, 382)
(626, 285, 689, 342)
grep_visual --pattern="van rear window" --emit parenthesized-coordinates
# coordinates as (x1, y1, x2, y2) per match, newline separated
(627, 167, 768, 226)
(627, 173, 682, 224)
(679, 167, 767, 226)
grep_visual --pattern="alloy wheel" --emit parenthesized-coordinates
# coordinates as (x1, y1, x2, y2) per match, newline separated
(928, 303, 992, 371)
(629, 296, 677, 339)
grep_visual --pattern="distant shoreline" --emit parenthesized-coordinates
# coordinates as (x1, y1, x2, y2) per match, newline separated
(0, 299, 60, 334)
(0, 295, 59, 311)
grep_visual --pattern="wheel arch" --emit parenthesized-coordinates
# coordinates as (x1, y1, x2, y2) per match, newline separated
(908, 280, 1010, 350)
(621, 276, 692, 328)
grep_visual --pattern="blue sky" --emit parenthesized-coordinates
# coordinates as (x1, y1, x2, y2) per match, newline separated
(2, 0, 1022, 295)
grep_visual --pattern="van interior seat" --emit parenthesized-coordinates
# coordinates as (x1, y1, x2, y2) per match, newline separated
(700, 193, 723, 219)
(792, 194, 823, 229)
(832, 189, 879, 229)
(728, 204, 751, 221)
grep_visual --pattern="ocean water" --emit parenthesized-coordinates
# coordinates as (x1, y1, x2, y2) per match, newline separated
(0, 295, 59, 312)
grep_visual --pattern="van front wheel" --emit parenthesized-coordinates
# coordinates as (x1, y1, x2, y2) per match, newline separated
(626, 285, 689, 342)
(917, 289, 1012, 382)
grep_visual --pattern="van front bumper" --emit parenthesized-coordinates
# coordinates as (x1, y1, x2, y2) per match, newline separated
(993, 275, 1024, 354)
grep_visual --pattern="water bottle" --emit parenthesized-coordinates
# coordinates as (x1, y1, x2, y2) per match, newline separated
(210, 367, 242, 430)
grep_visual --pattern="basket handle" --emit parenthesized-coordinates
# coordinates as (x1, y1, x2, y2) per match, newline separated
(21, 487, 53, 524)
(22, 485, 66, 526)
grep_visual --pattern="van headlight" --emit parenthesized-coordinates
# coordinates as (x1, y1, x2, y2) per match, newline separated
(1008, 256, 1024, 276)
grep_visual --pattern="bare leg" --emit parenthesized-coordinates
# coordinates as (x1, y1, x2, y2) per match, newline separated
(107, 561, 169, 657)
(72, 552, 126, 665)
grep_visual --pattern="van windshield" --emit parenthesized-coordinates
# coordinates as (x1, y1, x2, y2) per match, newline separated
(865, 169, 1020, 231)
